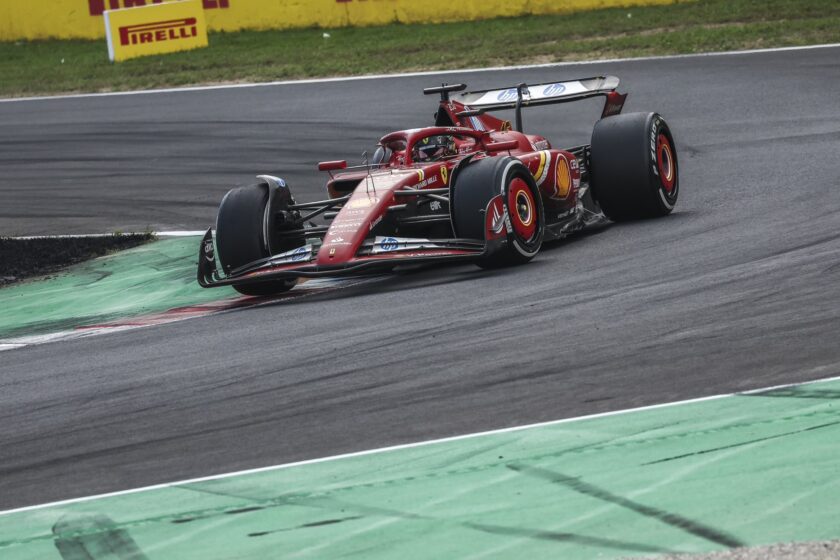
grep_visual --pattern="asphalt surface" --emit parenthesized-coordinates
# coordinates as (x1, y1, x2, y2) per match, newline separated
(1, 47, 840, 510)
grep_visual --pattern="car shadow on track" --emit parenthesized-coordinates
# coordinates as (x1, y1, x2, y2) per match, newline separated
(248, 222, 623, 308)
(232, 212, 696, 311)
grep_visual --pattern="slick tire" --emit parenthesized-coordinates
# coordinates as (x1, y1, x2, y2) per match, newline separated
(215, 183, 299, 296)
(452, 156, 544, 268)
(590, 112, 678, 221)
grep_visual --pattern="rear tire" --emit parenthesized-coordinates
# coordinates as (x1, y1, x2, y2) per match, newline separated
(452, 156, 544, 267)
(215, 183, 301, 296)
(590, 112, 678, 221)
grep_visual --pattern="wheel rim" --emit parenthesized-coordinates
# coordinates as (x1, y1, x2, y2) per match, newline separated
(657, 133, 676, 193)
(507, 177, 537, 241)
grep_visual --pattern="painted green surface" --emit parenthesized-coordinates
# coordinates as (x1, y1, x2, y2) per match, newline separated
(1, 379, 839, 559)
(0, 237, 235, 339)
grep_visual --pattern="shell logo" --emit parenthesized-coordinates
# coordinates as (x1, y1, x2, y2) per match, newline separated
(555, 157, 572, 199)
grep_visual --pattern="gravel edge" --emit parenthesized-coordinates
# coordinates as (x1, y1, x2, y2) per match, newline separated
(623, 540, 840, 560)
(0, 234, 155, 287)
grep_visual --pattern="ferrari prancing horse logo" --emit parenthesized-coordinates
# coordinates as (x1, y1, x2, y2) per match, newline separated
(440, 166, 448, 184)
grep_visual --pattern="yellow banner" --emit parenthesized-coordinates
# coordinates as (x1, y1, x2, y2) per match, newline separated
(0, 0, 674, 41)
(104, 0, 208, 62)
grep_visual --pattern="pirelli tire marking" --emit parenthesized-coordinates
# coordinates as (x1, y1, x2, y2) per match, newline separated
(502, 160, 541, 259)
(651, 116, 677, 211)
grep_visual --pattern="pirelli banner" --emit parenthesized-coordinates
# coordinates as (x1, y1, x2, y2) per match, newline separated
(105, 1, 208, 61)
(0, 0, 675, 42)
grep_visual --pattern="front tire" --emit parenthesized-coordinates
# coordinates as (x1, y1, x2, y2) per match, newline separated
(215, 183, 302, 296)
(590, 112, 678, 221)
(452, 156, 544, 267)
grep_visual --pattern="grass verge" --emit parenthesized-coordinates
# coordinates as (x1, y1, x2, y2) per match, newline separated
(1, 0, 840, 97)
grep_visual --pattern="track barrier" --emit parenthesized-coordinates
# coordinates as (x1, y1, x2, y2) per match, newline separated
(1, 0, 674, 41)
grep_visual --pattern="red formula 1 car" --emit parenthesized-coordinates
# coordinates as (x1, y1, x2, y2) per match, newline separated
(197, 76, 679, 295)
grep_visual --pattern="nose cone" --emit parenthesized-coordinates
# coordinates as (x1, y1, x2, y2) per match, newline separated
(317, 189, 383, 265)
(316, 168, 446, 266)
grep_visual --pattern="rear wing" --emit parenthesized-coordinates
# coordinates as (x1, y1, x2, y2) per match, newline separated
(432, 76, 626, 132)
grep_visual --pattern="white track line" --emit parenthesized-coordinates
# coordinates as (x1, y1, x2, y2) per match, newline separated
(155, 231, 206, 237)
(1, 43, 838, 104)
(5, 231, 204, 239)
(1, 372, 838, 517)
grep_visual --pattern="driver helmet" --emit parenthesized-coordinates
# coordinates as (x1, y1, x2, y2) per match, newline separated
(415, 135, 456, 162)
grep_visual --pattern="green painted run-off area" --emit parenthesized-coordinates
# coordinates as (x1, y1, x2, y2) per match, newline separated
(0, 237, 235, 339)
(2, 377, 839, 559)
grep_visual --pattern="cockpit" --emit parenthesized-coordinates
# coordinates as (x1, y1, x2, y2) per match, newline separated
(373, 129, 481, 167)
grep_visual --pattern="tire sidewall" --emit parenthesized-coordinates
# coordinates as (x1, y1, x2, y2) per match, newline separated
(500, 159, 544, 259)
(647, 114, 679, 212)
(215, 182, 299, 296)
(590, 111, 679, 221)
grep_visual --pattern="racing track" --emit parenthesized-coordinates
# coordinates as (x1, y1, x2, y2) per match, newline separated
(1, 46, 840, 510)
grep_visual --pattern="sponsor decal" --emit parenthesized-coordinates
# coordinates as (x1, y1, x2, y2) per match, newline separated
(570, 158, 581, 190)
(554, 156, 572, 199)
(473, 82, 586, 106)
(89, 0, 229, 17)
(380, 237, 399, 252)
(371, 236, 437, 254)
(542, 83, 566, 96)
(650, 120, 659, 176)
(429, 200, 442, 212)
(291, 246, 310, 262)
(348, 196, 379, 209)
(496, 88, 519, 103)
(329, 221, 364, 232)
(119, 17, 197, 46)
(530, 81, 585, 100)
(369, 215, 382, 230)
(412, 174, 439, 189)
(104, 0, 208, 62)
(268, 244, 313, 265)
(532, 140, 549, 151)
(203, 239, 215, 262)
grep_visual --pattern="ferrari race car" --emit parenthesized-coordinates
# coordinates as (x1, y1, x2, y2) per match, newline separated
(197, 76, 679, 295)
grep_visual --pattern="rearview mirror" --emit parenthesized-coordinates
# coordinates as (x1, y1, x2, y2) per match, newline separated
(485, 140, 518, 153)
(318, 160, 347, 172)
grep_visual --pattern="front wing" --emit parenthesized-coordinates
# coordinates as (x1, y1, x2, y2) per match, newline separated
(196, 229, 491, 288)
